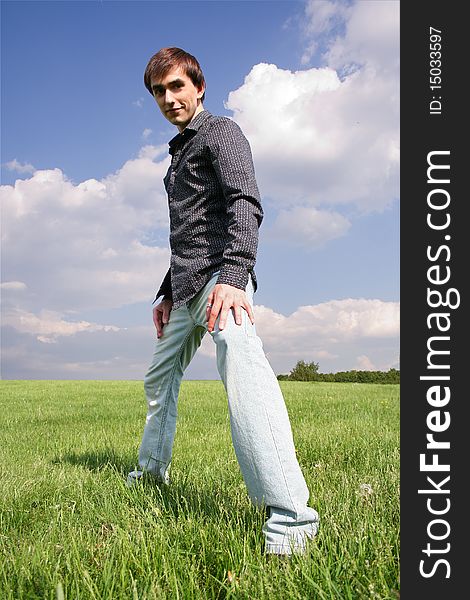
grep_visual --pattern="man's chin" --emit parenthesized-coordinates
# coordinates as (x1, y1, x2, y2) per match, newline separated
(168, 112, 185, 123)
(172, 117, 192, 129)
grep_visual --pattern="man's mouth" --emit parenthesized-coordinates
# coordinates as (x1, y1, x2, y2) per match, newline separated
(167, 107, 183, 114)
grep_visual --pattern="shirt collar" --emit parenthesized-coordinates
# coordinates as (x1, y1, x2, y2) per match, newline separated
(168, 110, 211, 155)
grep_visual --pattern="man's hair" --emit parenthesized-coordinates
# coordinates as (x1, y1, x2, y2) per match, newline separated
(144, 47, 206, 102)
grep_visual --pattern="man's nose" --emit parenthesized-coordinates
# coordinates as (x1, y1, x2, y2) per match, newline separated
(164, 89, 175, 105)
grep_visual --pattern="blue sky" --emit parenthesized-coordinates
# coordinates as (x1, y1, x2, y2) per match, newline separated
(1, 0, 399, 379)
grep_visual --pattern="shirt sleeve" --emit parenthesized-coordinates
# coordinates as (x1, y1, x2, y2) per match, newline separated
(153, 267, 173, 304)
(207, 117, 264, 290)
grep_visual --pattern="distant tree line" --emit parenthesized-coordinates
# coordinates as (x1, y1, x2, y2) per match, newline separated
(277, 360, 400, 384)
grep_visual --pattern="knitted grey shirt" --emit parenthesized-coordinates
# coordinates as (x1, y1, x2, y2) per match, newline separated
(154, 109, 264, 310)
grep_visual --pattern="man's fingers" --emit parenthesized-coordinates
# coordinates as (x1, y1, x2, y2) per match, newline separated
(206, 285, 254, 332)
(217, 301, 232, 331)
(207, 297, 223, 332)
(152, 299, 173, 339)
(244, 301, 255, 324)
(207, 307, 220, 332)
(162, 306, 171, 324)
(153, 307, 164, 338)
(156, 312, 164, 338)
(233, 306, 242, 326)
(206, 291, 215, 321)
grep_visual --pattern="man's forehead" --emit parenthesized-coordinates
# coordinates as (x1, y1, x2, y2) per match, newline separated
(150, 67, 188, 87)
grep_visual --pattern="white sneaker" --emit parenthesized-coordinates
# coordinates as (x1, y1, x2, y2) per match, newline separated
(126, 469, 170, 487)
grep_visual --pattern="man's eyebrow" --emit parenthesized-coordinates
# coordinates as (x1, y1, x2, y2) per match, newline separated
(151, 78, 185, 91)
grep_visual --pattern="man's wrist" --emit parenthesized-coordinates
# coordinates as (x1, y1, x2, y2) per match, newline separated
(153, 294, 167, 307)
(216, 265, 249, 290)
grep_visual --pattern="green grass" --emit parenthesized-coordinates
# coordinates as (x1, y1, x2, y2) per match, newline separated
(0, 380, 399, 599)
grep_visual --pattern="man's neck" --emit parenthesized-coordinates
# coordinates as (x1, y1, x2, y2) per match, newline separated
(178, 103, 205, 133)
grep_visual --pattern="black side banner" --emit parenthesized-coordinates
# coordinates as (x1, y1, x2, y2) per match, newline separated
(400, 2, 466, 597)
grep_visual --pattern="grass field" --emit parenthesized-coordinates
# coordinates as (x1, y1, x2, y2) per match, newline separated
(0, 380, 399, 599)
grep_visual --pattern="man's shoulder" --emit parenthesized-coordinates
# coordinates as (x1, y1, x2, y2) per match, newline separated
(202, 114, 246, 141)
(206, 113, 234, 125)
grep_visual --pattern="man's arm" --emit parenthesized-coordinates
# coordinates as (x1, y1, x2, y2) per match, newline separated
(152, 267, 173, 338)
(153, 298, 173, 339)
(153, 267, 172, 304)
(207, 118, 263, 331)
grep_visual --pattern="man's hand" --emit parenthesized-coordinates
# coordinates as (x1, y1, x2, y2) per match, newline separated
(153, 298, 173, 338)
(206, 283, 255, 333)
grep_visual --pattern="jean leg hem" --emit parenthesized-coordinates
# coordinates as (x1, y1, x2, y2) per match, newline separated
(264, 542, 304, 556)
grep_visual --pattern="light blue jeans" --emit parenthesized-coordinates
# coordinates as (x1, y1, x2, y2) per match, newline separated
(137, 271, 319, 554)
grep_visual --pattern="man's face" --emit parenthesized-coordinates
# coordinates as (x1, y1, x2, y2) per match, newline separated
(150, 67, 205, 132)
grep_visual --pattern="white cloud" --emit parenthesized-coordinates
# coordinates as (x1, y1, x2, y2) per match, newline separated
(4, 159, 36, 175)
(255, 298, 399, 342)
(1, 297, 399, 378)
(268, 206, 350, 247)
(225, 0, 399, 229)
(1, 323, 155, 379)
(133, 97, 144, 108)
(323, 0, 400, 75)
(2, 308, 120, 344)
(142, 128, 153, 140)
(300, 0, 351, 64)
(252, 298, 399, 373)
(138, 144, 167, 160)
(1, 281, 27, 291)
(304, 0, 349, 37)
(356, 354, 376, 371)
(226, 61, 398, 213)
(1, 147, 172, 313)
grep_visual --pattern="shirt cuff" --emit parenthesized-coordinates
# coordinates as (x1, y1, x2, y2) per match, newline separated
(216, 265, 249, 290)
(152, 293, 172, 305)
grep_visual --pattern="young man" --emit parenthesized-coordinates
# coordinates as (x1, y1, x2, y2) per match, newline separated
(128, 47, 319, 556)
